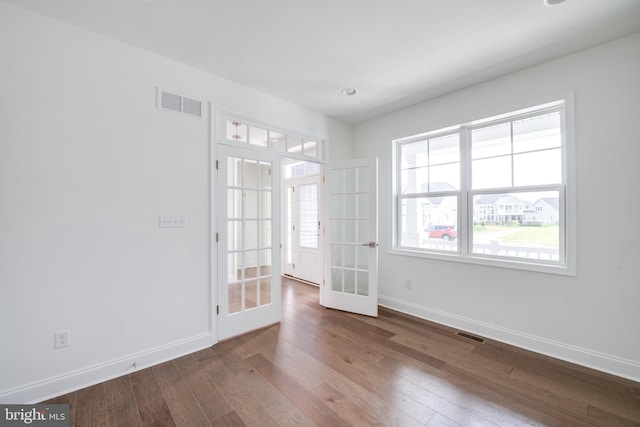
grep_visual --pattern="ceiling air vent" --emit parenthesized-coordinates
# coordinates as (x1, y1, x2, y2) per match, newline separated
(157, 88, 203, 118)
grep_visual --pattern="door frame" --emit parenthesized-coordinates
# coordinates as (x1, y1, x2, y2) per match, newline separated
(283, 173, 323, 285)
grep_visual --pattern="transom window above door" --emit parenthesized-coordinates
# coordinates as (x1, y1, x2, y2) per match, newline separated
(217, 112, 324, 162)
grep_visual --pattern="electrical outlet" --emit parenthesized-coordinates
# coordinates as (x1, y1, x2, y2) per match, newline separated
(55, 330, 70, 349)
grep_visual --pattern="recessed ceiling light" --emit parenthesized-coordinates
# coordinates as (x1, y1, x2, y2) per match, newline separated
(544, 0, 567, 6)
(341, 88, 358, 96)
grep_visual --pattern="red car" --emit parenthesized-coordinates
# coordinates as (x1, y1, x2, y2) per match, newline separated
(425, 225, 457, 241)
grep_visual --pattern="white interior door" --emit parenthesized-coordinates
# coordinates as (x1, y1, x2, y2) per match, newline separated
(284, 175, 322, 284)
(323, 158, 378, 317)
(217, 144, 281, 340)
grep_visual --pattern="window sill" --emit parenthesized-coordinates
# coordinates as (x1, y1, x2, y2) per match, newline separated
(389, 247, 576, 276)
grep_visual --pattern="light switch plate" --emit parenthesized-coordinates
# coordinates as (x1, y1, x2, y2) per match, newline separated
(159, 214, 187, 228)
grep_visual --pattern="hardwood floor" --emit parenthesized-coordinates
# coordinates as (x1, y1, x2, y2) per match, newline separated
(43, 277, 640, 426)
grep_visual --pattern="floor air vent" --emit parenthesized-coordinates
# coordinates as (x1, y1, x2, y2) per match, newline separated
(157, 88, 203, 118)
(456, 331, 485, 343)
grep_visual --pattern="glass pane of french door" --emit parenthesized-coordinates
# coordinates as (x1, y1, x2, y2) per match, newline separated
(324, 158, 378, 317)
(227, 157, 274, 313)
(218, 145, 280, 340)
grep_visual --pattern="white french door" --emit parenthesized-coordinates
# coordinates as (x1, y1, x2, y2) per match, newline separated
(323, 158, 378, 317)
(217, 144, 281, 340)
(284, 175, 323, 285)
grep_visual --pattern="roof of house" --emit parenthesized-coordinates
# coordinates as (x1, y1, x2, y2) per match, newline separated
(476, 195, 529, 206)
(475, 194, 502, 205)
(537, 197, 560, 211)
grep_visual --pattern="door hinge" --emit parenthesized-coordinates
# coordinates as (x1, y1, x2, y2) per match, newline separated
(216, 305, 219, 315)
(293, 263, 295, 269)
(215, 160, 219, 170)
(216, 232, 219, 242)
(269, 168, 272, 176)
(323, 176, 325, 183)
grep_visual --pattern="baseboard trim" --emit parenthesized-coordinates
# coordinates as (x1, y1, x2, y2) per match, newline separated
(0, 332, 215, 404)
(379, 295, 640, 383)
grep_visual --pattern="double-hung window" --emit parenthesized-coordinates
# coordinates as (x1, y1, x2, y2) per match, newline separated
(393, 100, 573, 274)
(397, 132, 461, 252)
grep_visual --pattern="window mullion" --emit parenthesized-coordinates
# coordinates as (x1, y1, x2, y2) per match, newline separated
(426, 139, 430, 192)
(394, 145, 401, 248)
(559, 184, 567, 264)
(510, 121, 515, 188)
(460, 127, 471, 256)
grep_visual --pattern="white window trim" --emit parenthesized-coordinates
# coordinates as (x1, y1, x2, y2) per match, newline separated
(391, 95, 576, 276)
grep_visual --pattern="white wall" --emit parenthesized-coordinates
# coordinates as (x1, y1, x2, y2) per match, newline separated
(0, 1, 351, 403)
(326, 117, 354, 162)
(353, 32, 640, 381)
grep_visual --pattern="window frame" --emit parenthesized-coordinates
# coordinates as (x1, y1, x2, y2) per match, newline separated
(391, 98, 576, 276)
(395, 128, 462, 254)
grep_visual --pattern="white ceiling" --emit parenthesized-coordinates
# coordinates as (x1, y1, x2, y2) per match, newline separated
(6, 0, 640, 123)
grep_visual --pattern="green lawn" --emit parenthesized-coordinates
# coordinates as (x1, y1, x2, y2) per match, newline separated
(473, 224, 559, 246)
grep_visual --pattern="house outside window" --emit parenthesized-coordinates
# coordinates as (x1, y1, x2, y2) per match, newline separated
(392, 99, 575, 275)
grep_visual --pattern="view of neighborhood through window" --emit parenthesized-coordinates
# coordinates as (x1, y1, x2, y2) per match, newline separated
(394, 101, 566, 267)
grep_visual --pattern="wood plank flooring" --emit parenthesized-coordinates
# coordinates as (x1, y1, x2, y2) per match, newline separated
(43, 277, 640, 426)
